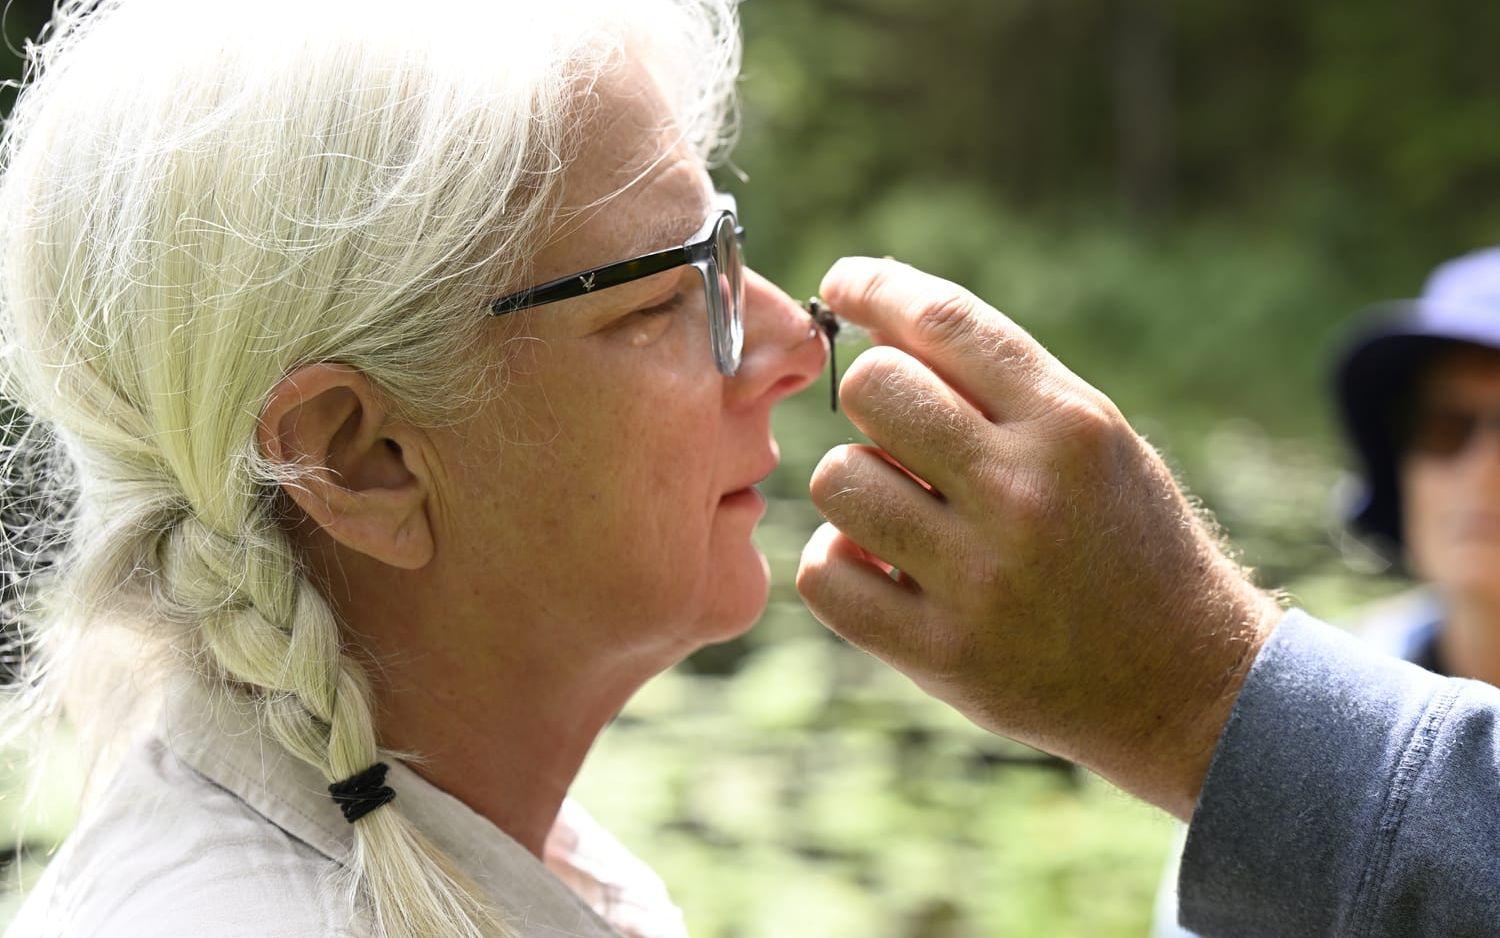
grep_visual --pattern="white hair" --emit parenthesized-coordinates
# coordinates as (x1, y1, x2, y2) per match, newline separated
(0, 0, 740, 934)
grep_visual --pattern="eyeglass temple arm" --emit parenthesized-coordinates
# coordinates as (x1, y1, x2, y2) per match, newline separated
(490, 246, 693, 315)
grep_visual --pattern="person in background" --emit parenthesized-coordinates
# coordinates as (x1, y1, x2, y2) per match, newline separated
(1151, 245, 1500, 936)
(1335, 246, 1500, 679)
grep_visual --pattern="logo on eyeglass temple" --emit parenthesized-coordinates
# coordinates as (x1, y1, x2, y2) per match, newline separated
(580, 272, 596, 291)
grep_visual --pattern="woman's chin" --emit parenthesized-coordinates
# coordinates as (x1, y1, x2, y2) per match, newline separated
(697, 546, 771, 643)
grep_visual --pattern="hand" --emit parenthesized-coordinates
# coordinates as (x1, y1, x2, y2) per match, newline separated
(796, 256, 1286, 821)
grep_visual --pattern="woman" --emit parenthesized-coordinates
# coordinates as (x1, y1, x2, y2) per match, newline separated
(1330, 246, 1500, 680)
(1151, 246, 1500, 936)
(0, 0, 826, 935)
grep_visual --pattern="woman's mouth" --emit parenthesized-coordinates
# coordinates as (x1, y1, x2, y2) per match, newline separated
(719, 485, 767, 511)
(720, 450, 779, 511)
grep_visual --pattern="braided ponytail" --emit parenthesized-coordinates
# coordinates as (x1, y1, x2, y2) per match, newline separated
(162, 505, 513, 935)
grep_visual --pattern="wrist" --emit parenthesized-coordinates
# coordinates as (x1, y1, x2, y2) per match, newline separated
(1162, 585, 1285, 820)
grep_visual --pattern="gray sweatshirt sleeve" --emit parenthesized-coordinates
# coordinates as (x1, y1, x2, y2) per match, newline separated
(1177, 608, 1500, 936)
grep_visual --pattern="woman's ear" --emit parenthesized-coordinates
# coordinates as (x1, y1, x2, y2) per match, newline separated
(256, 363, 435, 570)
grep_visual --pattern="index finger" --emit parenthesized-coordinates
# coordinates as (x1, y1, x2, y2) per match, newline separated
(819, 256, 1070, 423)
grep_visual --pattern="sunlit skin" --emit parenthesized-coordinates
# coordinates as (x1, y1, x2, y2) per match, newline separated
(1400, 345, 1500, 686)
(254, 51, 826, 858)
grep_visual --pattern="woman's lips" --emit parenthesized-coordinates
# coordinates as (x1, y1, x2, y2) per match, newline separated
(719, 485, 767, 511)
(720, 452, 779, 507)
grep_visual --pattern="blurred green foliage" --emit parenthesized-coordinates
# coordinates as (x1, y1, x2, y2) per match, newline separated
(5, 0, 1497, 934)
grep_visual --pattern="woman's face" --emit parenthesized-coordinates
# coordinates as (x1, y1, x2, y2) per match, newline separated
(1400, 345, 1500, 603)
(422, 57, 826, 661)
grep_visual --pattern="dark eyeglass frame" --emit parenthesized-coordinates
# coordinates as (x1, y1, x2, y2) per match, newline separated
(488, 195, 746, 377)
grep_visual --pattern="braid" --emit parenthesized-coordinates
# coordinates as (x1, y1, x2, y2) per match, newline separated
(152, 508, 510, 937)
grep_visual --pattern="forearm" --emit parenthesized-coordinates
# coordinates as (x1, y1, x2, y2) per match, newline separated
(1180, 608, 1500, 936)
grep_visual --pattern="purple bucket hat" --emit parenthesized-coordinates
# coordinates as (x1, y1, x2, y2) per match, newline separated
(1333, 246, 1500, 558)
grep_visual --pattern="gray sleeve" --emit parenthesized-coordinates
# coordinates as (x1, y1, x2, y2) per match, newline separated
(1178, 608, 1500, 936)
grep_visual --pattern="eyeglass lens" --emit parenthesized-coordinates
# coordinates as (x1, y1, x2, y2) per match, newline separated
(705, 213, 843, 412)
(714, 215, 744, 374)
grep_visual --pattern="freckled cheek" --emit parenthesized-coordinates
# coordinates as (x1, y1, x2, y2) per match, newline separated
(618, 366, 722, 480)
(635, 421, 718, 517)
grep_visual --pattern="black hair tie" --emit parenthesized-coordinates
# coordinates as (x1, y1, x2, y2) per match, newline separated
(328, 761, 396, 823)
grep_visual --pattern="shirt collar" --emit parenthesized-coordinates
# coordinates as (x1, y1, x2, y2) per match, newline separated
(154, 669, 628, 936)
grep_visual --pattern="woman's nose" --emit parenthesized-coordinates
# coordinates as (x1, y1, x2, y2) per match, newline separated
(727, 267, 829, 409)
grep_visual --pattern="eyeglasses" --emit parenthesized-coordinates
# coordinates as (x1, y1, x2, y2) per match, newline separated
(1402, 405, 1500, 459)
(489, 193, 746, 377)
(487, 194, 847, 412)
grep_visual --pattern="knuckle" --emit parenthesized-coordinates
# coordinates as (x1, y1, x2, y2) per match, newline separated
(837, 346, 907, 410)
(992, 333, 1042, 373)
(911, 290, 978, 346)
(1048, 395, 1125, 459)
(953, 542, 1005, 595)
(808, 444, 864, 511)
(964, 449, 1015, 497)
(810, 447, 888, 522)
(982, 459, 1064, 532)
(796, 527, 842, 604)
(841, 348, 976, 457)
(913, 623, 978, 685)
(1010, 478, 1064, 532)
(794, 552, 830, 601)
(851, 260, 892, 312)
(947, 423, 994, 475)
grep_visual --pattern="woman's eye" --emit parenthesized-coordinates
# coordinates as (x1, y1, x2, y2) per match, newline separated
(637, 292, 688, 317)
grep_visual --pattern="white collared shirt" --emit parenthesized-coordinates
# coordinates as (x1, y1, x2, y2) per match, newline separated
(4, 671, 688, 937)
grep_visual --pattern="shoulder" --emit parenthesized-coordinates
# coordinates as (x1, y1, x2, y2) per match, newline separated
(5, 735, 361, 938)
